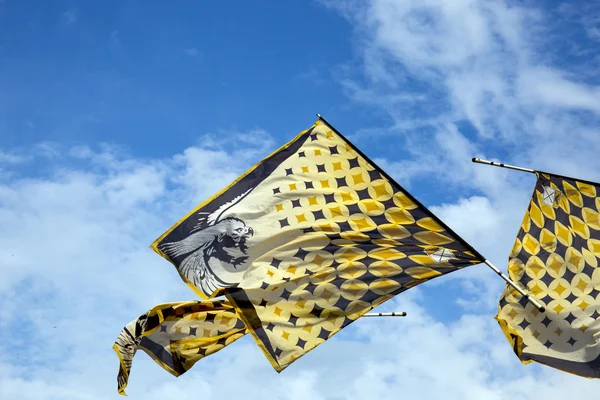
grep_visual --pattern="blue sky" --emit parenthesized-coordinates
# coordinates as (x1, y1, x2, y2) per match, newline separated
(3, 1, 600, 399)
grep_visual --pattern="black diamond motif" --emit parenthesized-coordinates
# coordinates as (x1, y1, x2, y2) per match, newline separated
(272, 258, 282, 268)
(334, 296, 353, 311)
(274, 347, 284, 357)
(329, 145, 339, 155)
(309, 304, 325, 318)
(518, 319, 530, 330)
(285, 168, 293, 176)
(336, 177, 346, 188)
(562, 268, 576, 284)
(273, 187, 281, 195)
(292, 199, 301, 208)
(324, 193, 336, 204)
(266, 322, 276, 331)
(288, 314, 299, 325)
(348, 157, 360, 169)
(543, 339, 553, 348)
(304, 282, 318, 294)
(189, 327, 197, 336)
(346, 203, 362, 215)
(261, 281, 270, 290)
(565, 292, 578, 304)
(317, 327, 332, 340)
(590, 310, 600, 319)
(298, 151, 306, 158)
(540, 316, 552, 327)
(295, 248, 310, 260)
(281, 287, 294, 300)
(279, 218, 290, 228)
(297, 338, 307, 349)
(305, 181, 314, 189)
(313, 210, 325, 220)
(582, 264, 596, 279)
(216, 337, 228, 346)
(356, 188, 370, 200)
(368, 169, 382, 182)
(205, 313, 216, 323)
(197, 347, 207, 356)
(336, 220, 352, 232)
(518, 295, 529, 308)
(310, 133, 318, 141)
(567, 337, 577, 346)
(259, 299, 269, 307)
(565, 312, 577, 324)
(160, 325, 167, 332)
(317, 164, 326, 173)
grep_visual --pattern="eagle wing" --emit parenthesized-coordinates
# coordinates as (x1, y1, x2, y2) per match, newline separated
(159, 230, 215, 259)
(191, 188, 253, 232)
(178, 243, 222, 296)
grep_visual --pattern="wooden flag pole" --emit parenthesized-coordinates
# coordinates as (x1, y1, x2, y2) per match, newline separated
(363, 312, 407, 317)
(472, 157, 546, 313)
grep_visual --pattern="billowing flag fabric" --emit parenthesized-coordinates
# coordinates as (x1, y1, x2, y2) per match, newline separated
(496, 172, 600, 378)
(152, 118, 484, 371)
(113, 299, 247, 395)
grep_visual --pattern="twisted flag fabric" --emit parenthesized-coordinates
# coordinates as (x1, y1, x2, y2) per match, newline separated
(113, 300, 247, 395)
(496, 172, 600, 378)
(152, 118, 485, 371)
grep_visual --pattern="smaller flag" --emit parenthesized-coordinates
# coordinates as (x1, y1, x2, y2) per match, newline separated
(496, 171, 600, 378)
(113, 299, 248, 395)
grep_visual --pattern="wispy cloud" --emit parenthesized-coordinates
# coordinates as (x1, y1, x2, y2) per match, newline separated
(61, 9, 78, 26)
(183, 47, 200, 57)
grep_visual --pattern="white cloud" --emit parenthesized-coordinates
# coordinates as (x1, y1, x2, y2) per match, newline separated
(183, 48, 200, 57)
(61, 9, 78, 26)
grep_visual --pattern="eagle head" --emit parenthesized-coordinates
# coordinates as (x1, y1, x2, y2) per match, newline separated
(223, 217, 254, 244)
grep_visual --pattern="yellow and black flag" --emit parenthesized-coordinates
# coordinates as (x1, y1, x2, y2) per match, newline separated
(113, 299, 247, 395)
(496, 172, 600, 378)
(152, 117, 485, 371)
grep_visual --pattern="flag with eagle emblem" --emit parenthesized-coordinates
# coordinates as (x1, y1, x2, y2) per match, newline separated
(152, 117, 485, 371)
(113, 300, 247, 395)
(496, 171, 600, 378)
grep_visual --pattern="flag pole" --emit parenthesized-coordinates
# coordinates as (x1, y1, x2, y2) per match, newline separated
(471, 158, 546, 312)
(363, 312, 407, 317)
(471, 158, 535, 174)
(484, 259, 545, 312)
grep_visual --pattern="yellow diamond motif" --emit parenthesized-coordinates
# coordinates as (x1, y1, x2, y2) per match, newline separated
(575, 278, 588, 292)
(289, 183, 297, 191)
(553, 303, 565, 313)
(276, 204, 284, 212)
(570, 215, 591, 239)
(282, 331, 290, 340)
(522, 234, 540, 255)
(320, 179, 330, 189)
(326, 130, 334, 138)
(507, 308, 518, 319)
(555, 328, 563, 336)
(287, 265, 298, 274)
(372, 183, 390, 199)
(296, 214, 307, 223)
(308, 196, 318, 206)
(315, 149, 321, 156)
(274, 307, 282, 316)
(578, 300, 590, 311)
(532, 330, 541, 339)
(555, 221, 573, 246)
(332, 161, 343, 171)
(579, 324, 587, 333)
(340, 192, 354, 202)
(296, 299, 306, 308)
(554, 282, 567, 296)
(352, 173, 365, 185)
(301, 166, 309, 173)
